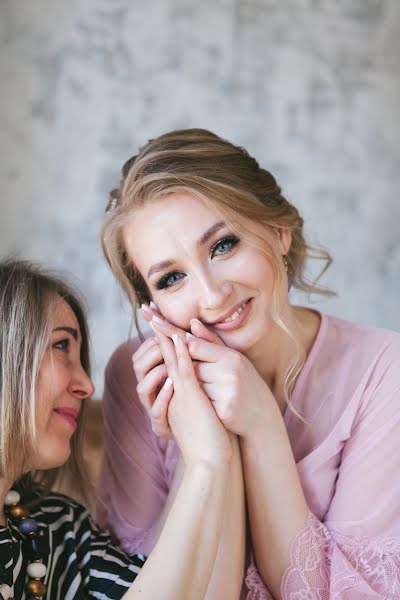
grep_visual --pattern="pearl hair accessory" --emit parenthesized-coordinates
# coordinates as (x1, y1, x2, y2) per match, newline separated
(1, 490, 47, 600)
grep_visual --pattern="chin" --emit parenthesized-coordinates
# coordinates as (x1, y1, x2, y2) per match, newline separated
(36, 444, 71, 471)
(220, 320, 264, 349)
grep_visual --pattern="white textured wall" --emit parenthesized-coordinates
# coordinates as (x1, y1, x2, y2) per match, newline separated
(1, 0, 399, 393)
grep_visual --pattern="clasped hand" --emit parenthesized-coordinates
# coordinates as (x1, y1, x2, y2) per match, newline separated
(133, 305, 272, 442)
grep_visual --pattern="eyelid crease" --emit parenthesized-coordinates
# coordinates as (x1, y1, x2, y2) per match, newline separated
(210, 234, 240, 255)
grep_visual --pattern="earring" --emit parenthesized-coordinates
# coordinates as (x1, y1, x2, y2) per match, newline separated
(282, 255, 289, 272)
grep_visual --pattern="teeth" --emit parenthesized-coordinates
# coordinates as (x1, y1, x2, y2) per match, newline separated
(222, 302, 246, 323)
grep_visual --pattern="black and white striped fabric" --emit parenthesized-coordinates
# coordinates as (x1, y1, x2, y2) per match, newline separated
(0, 491, 145, 599)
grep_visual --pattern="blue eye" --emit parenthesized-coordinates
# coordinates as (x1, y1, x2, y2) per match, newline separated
(211, 235, 240, 257)
(53, 338, 70, 352)
(155, 271, 185, 290)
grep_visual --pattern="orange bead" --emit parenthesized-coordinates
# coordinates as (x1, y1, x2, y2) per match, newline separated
(8, 504, 29, 520)
(25, 580, 47, 596)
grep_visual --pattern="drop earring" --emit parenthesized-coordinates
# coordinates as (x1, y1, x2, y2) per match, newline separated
(282, 255, 289, 272)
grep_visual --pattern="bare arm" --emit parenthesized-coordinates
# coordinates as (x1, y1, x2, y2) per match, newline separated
(240, 402, 308, 600)
(205, 435, 245, 600)
(124, 460, 230, 600)
(124, 328, 234, 600)
(154, 437, 246, 600)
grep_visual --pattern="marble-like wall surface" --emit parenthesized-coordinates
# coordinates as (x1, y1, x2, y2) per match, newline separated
(1, 0, 399, 393)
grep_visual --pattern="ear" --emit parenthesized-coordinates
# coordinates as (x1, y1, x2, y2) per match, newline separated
(278, 227, 292, 255)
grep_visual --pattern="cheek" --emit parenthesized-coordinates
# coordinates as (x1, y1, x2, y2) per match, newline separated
(157, 291, 198, 329)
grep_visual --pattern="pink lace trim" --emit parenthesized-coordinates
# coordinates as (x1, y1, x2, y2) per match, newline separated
(245, 562, 273, 599)
(281, 510, 400, 599)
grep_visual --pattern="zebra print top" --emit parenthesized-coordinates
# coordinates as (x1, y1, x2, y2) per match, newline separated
(0, 491, 145, 599)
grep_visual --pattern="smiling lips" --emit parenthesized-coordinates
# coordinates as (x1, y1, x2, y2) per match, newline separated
(210, 299, 252, 331)
(53, 407, 79, 429)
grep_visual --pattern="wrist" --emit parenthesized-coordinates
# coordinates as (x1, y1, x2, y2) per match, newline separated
(184, 456, 231, 481)
(240, 396, 282, 445)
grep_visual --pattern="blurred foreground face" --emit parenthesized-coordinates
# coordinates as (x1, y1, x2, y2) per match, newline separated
(124, 192, 285, 353)
(33, 298, 94, 471)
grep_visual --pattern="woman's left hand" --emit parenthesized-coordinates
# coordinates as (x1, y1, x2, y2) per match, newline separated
(187, 324, 275, 437)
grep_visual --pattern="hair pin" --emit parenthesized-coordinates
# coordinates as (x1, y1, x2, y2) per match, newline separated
(106, 196, 119, 213)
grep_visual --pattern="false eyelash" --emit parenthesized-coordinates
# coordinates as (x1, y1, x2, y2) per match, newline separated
(210, 234, 240, 257)
(155, 271, 184, 290)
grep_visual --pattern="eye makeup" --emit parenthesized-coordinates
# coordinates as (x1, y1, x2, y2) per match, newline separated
(153, 234, 241, 291)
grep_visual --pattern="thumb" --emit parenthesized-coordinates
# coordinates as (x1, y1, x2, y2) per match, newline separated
(190, 318, 225, 346)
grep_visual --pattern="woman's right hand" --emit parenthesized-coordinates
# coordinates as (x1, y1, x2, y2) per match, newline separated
(133, 304, 225, 439)
(132, 334, 174, 437)
(155, 328, 231, 469)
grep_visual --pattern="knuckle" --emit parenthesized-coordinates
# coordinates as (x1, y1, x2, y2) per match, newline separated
(134, 366, 144, 381)
(136, 381, 147, 398)
(228, 372, 240, 388)
(150, 407, 161, 421)
(218, 403, 233, 424)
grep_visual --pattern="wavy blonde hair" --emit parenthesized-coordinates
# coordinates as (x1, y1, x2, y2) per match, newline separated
(101, 128, 334, 408)
(0, 259, 91, 502)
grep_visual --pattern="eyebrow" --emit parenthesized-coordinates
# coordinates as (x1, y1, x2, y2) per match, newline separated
(147, 221, 226, 278)
(53, 326, 79, 340)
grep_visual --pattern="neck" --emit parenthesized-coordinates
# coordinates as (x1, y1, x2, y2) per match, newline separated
(245, 305, 321, 412)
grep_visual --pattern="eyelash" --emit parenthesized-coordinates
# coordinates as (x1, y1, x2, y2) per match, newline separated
(155, 235, 240, 290)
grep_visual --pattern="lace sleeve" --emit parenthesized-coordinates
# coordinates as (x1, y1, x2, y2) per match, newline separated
(281, 509, 400, 599)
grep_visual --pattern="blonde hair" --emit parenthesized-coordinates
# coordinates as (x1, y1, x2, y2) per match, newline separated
(0, 259, 91, 501)
(101, 128, 334, 408)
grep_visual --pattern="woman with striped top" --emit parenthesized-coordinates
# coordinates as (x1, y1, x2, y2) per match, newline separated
(0, 259, 233, 600)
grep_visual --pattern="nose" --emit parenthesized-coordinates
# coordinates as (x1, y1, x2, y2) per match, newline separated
(195, 270, 232, 313)
(68, 364, 95, 400)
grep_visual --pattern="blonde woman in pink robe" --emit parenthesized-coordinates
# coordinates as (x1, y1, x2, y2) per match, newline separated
(98, 128, 400, 599)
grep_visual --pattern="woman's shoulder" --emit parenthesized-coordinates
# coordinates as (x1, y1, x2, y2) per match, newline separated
(322, 312, 400, 360)
(317, 312, 400, 404)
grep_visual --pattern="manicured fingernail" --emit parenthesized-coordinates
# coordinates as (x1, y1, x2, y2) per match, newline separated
(152, 315, 164, 325)
(186, 332, 195, 340)
(141, 303, 152, 314)
(190, 318, 202, 326)
(150, 321, 156, 332)
(150, 301, 159, 310)
(163, 377, 173, 390)
(172, 334, 185, 348)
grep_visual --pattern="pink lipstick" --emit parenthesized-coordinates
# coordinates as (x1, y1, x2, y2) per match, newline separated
(210, 299, 252, 331)
(53, 407, 79, 429)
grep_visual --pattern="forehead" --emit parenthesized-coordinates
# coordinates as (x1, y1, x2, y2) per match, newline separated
(51, 297, 80, 331)
(123, 193, 222, 268)
(132, 193, 218, 231)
